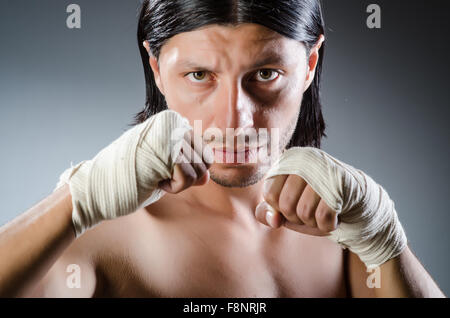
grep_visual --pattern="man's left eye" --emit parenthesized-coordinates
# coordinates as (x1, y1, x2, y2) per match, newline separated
(254, 69, 280, 82)
(186, 71, 211, 83)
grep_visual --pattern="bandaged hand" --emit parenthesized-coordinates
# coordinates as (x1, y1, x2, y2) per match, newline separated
(55, 110, 211, 237)
(256, 147, 407, 269)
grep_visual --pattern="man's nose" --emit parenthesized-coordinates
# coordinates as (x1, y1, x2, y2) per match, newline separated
(212, 80, 255, 131)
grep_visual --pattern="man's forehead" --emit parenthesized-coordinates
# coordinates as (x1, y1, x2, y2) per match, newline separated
(161, 24, 302, 70)
(171, 23, 283, 47)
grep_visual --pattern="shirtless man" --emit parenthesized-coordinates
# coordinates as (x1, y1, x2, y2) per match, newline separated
(0, 2, 445, 298)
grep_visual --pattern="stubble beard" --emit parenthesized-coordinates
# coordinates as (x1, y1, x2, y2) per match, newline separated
(209, 112, 299, 188)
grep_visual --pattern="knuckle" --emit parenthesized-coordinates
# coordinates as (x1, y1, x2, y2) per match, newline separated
(297, 203, 315, 221)
(279, 199, 297, 217)
(263, 191, 278, 207)
(316, 209, 336, 231)
(316, 211, 329, 225)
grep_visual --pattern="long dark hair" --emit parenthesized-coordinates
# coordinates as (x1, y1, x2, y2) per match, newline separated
(134, 0, 326, 148)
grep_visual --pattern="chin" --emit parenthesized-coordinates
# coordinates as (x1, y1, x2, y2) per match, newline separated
(208, 162, 268, 188)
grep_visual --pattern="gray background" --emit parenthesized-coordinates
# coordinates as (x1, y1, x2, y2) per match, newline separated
(0, 0, 448, 295)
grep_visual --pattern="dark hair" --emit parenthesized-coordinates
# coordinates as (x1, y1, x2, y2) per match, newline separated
(134, 0, 326, 148)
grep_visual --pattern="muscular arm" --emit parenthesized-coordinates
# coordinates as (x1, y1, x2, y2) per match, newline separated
(348, 246, 445, 298)
(375, 246, 445, 297)
(0, 184, 78, 296)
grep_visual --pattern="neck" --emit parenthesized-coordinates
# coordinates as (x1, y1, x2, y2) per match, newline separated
(179, 174, 265, 223)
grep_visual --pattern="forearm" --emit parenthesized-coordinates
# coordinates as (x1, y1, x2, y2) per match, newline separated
(0, 184, 75, 297)
(376, 246, 445, 298)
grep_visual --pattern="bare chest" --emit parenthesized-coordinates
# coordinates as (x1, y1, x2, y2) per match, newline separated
(95, 212, 348, 297)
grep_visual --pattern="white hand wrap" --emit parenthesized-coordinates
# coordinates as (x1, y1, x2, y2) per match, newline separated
(265, 147, 408, 269)
(55, 110, 192, 237)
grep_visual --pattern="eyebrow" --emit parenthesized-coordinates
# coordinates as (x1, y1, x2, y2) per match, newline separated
(177, 52, 288, 71)
(251, 52, 288, 69)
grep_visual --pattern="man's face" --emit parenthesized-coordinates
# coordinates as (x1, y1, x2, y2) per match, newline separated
(149, 23, 315, 188)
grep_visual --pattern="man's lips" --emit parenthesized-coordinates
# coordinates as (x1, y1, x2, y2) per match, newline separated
(211, 146, 262, 164)
(212, 147, 259, 154)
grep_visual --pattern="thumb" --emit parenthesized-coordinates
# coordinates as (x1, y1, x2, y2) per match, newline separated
(255, 201, 285, 228)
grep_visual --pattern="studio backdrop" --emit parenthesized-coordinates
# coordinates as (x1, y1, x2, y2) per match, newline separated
(0, 0, 448, 295)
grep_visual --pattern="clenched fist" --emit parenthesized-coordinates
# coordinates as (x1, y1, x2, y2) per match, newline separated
(256, 174, 339, 236)
(255, 147, 407, 269)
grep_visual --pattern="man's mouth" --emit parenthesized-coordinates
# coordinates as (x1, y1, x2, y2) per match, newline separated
(212, 146, 261, 164)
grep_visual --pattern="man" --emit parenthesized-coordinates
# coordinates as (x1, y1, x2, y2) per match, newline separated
(0, 22, 444, 298)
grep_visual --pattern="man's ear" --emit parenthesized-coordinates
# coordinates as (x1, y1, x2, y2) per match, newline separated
(143, 41, 165, 96)
(303, 34, 325, 93)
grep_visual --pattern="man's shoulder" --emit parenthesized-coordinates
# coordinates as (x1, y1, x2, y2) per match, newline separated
(73, 208, 150, 255)
(34, 211, 147, 297)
